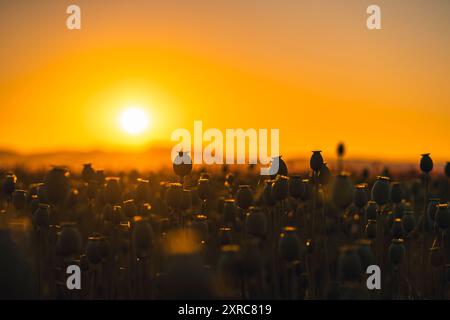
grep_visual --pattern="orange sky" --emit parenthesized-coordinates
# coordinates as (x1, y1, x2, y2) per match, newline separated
(0, 0, 449, 163)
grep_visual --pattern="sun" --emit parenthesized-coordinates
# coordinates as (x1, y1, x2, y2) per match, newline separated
(118, 107, 151, 135)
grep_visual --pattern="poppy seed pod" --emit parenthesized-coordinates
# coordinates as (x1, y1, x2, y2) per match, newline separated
(86, 181, 98, 200)
(402, 213, 415, 235)
(86, 236, 102, 265)
(354, 184, 368, 209)
(445, 162, 450, 178)
(95, 170, 106, 184)
(245, 207, 267, 238)
(391, 218, 404, 238)
(337, 142, 345, 157)
(33, 203, 50, 228)
(420, 153, 433, 173)
(388, 239, 405, 265)
(279, 226, 301, 262)
(371, 176, 390, 206)
(263, 180, 276, 206)
(98, 236, 111, 259)
(132, 217, 154, 253)
(218, 245, 241, 278)
(223, 199, 237, 224)
(365, 220, 377, 239)
(197, 178, 211, 201)
(318, 163, 331, 186)
(44, 167, 70, 205)
(2, 173, 17, 197)
(310, 151, 324, 172)
(36, 183, 47, 203)
(135, 178, 151, 203)
(270, 156, 288, 176)
(29, 195, 39, 215)
(355, 239, 375, 270)
(173, 151, 193, 178)
(236, 185, 253, 210)
(12, 190, 27, 210)
(332, 173, 355, 210)
(366, 201, 378, 220)
(337, 246, 362, 282)
(166, 183, 183, 209)
(289, 176, 303, 199)
(81, 163, 95, 183)
(191, 214, 209, 241)
(180, 189, 192, 211)
(435, 204, 450, 229)
(389, 182, 403, 204)
(271, 175, 289, 202)
(104, 177, 122, 205)
(56, 223, 82, 257)
(300, 179, 313, 201)
(123, 199, 137, 219)
(427, 198, 440, 221)
(218, 227, 233, 246)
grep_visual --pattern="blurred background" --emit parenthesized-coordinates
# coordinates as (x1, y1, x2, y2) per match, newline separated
(0, 0, 449, 170)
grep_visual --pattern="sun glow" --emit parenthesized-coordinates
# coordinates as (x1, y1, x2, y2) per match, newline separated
(118, 107, 151, 135)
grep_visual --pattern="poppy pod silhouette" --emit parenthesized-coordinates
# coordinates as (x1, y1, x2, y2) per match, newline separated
(420, 153, 433, 173)
(95, 170, 106, 184)
(132, 217, 154, 255)
(318, 163, 331, 186)
(279, 226, 301, 262)
(270, 156, 288, 177)
(402, 212, 415, 235)
(2, 173, 17, 198)
(191, 214, 209, 241)
(33, 203, 50, 228)
(391, 218, 404, 238)
(445, 162, 450, 178)
(173, 151, 193, 178)
(104, 177, 122, 205)
(435, 203, 450, 229)
(86, 236, 102, 265)
(12, 190, 27, 210)
(44, 166, 70, 205)
(180, 189, 192, 211)
(218, 227, 233, 246)
(388, 238, 405, 265)
(331, 172, 354, 210)
(337, 245, 362, 282)
(223, 199, 237, 224)
(389, 182, 403, 204)
(197, 178, 211, 201)
(371, 176, 390, 206)
(218, 244, 241, 279)
(245, 207, 267, 239)
(236, 185, 253, 210)
(56, 222, 82, 257)
(166, 183, 183, 210)
(366, 201, 378, 220)
(310, 151, 324, 172)
(123, 199, 138, 219)
(354, 184, 368, 209)
(81, 163, 95, 183)
(355, 239, 375, 270)
(263, 180, 276, 206)
(300, 179, 313, 201)
(271, 175, 289, 202)
(135, 178, 151, 203)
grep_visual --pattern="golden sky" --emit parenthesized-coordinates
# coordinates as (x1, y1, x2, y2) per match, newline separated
(0, 0, 449, 162)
